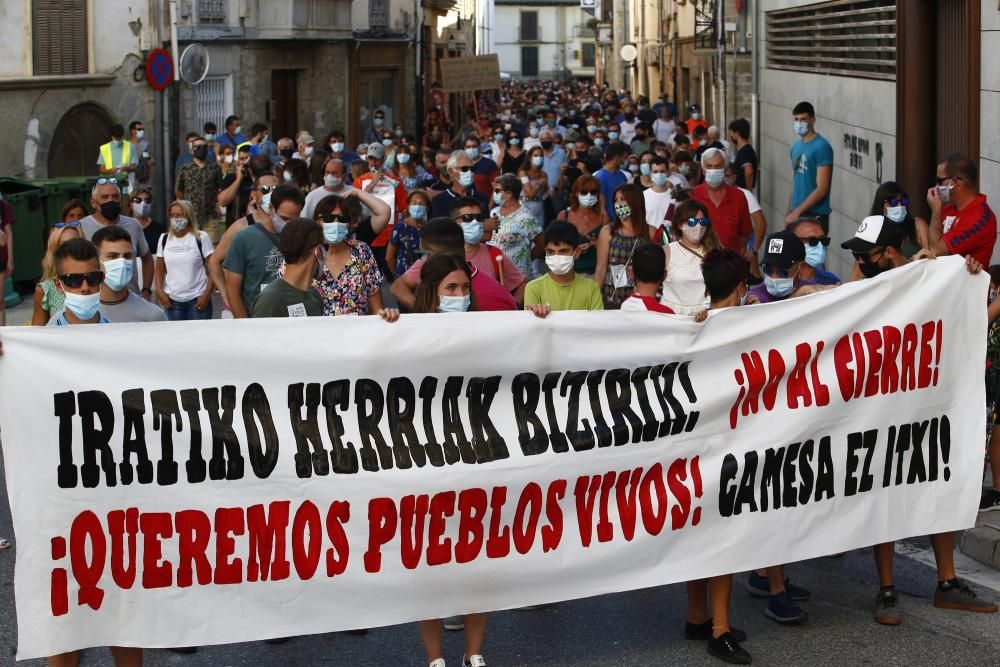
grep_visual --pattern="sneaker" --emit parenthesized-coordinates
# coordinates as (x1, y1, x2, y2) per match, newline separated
(684, 619, 747, 642)
(934, 579, 999, 612)
(764, 591, 808, 624)
(443, 615, 465, 631)
(463, 655, 486, 667)
(746, 572, 811, 601)
(874, 588, 902, 625)
(980, 489, 1000, 511)
(706, 632, 752, 665)
(429, 660, 446, 667)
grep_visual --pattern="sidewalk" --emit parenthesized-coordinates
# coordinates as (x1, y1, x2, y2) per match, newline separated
(960, 511, 1000, 569)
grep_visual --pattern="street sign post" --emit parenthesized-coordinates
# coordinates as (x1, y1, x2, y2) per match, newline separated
(145, 49, 174, 91)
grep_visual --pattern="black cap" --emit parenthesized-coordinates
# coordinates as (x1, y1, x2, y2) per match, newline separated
(761, 230, 806, 268)
(841, 215, 904, 252)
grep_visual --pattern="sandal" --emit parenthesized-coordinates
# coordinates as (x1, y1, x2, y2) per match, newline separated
(0, 538, 10, 550)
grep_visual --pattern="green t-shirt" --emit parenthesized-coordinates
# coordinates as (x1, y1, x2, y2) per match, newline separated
(251, 278, 324, 318)
(223, 223, 284, 313)
(524, 273, 604, 312)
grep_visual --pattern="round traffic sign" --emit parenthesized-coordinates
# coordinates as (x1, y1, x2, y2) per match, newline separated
(620, 44, 638, 63)
(146, 49, 174, 91)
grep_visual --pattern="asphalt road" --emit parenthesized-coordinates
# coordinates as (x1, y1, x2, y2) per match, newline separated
(2, 440, 999, 667)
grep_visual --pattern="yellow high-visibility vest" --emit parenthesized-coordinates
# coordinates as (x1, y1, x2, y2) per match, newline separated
(99, 141, 132, 170)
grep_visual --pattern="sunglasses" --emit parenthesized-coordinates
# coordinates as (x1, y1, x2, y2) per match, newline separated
(492, 189, 507, 195)
(134, 197, 152, 204)
(686, 217, 709, 227)
(760, 264, 797, 279)
(54, 220, 82, 229)
(456, 166, 473, 172)
(887, 197, 910, 207)
(95, 177, 118, 186)
(192, 144, 208, 149)
(578, 189, 599, 196)
(456, 213, 485, 223)
(256, 185, 277, 194)
(852, 249, 884, 262)
(58, 271, 104, 288)
(319, 213, 351, 224)
(799, 236, 831, 247)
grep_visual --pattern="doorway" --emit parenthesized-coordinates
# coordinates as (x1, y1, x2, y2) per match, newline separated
(358, 70, 398, 137)
(270, 70, 300, 140)
(48, 103, 115, 177)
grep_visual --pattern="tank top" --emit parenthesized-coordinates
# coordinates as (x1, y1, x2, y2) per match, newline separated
(661, 241, 709, 315)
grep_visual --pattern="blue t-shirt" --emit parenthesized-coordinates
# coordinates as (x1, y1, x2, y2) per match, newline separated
(595, 167, 629, 219)
(814, 268, 840, 285)
(790, 134, 834, 215)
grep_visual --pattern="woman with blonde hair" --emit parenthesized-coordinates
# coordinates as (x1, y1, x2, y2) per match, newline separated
(30, 221, 84, 325)
(154, 199, 215, 320)
(660, 198, 722, 315)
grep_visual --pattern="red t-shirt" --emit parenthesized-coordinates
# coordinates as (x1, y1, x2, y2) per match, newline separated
(941, 194, 997, 267)
(353, 174, 408, 248)
(691, 183, 752, 252)
(402, 258, 517, 311)
(620, 294, 675, 313)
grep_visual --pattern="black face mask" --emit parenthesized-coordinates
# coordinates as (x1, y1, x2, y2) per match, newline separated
(193, 146, 209, 160)
(280, 148, 295, 159)
(859, 259, 889, 278)
(100, 201, 122, 220)
(540, 141, 553, 150)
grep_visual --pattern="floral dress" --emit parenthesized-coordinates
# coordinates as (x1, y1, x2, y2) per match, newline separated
(313, 240, 383, 316)
(490, 204, 541, 278)
(400, 166, 432, 192)
(601, 228, 642, 308)
(39, 279, 66, 317)
(390, 222, 422, 278)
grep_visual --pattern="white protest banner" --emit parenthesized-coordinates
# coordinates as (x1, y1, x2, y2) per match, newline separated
(0, 257, 986, 659)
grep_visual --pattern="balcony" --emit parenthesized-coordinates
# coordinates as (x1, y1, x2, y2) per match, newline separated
(177, 0, 353, 41)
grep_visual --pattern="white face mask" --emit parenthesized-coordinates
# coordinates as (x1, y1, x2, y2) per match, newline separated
(545, 255, 575, 276)
(438, 294, 471, 313)
(259, 192, 273, 213)
(330, 142, 345, 153)
(324, 175, 343, 189)
(132, 200, 151, 217)
(233, 126, 243, 136)
(682, 224, 707, 244)
(169, 217, 189, 232)
(578, 193, 598, 208)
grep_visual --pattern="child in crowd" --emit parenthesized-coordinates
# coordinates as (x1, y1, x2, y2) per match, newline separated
(524, 221, 603, 317)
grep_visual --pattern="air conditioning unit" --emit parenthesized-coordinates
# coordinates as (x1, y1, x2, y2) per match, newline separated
(646, 44, 660, 64)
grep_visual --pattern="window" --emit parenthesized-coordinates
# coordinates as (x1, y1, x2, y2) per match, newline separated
(520, 11, 538, 42)
(582, 43, 596, 68)
(198, 0, 227, 24)
(522, 46, 539, 77)
(32, 0, 88, 76)
(369, 0, 389, 30)
(767, 0, 896, 81)
(196, 77, 232, 137)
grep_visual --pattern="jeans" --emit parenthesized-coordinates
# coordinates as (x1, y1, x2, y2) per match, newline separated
(166, 297, 212, 321)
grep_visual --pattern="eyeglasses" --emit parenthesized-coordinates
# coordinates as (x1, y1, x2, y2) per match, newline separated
(319, 212, 351, 224)
(54, 220, 82, 229)
(456, 213, 485, 223)
(686, 217, 709, 227)
(760, 264, 798, 279)
(799, 236, 831, 247)
(492, 189, 507, 195)
(58, 271, 104, 288)
(256, 185, 277, 194)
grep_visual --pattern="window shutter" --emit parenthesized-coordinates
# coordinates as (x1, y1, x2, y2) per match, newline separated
(33, 0, 88, 76)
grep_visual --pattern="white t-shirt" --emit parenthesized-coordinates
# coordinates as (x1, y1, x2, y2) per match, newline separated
(303, 185, 355, 219)
(652, 119, 676, 144)
(643, 188, 676, 228)
(668, 174, 691, 191)
(619, 120, 638, 145)
(739, 187, 762, 215)
(159, 231, 214, 302)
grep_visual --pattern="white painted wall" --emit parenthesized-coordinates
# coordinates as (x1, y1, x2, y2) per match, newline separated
(757, 0, 897, 279)
(0, 1, 150, 78)
(981, 0, 1000, 264)
(495, 4, 594, 77)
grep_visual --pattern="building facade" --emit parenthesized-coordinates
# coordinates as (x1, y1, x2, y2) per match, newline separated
(756, 0, 995, 278)
(494, 0, 597, 80)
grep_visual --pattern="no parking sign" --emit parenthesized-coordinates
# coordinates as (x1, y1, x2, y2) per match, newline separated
(146, 49, 174, 91)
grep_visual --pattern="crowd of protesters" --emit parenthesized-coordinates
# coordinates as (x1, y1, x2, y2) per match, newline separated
(1, 79, 999, 667)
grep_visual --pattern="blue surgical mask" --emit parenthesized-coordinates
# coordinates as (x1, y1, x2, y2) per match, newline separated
(462, 221, 484, 244)
(102, 257, 133, 292)
(531, 156, 544, 167)
(493, 191, 505, 206)
(458, 170, 474, 188)
(438, 294, 471, 313)
(578, 193, 598, 208)
(397, 153, 411, 164)
(886, 205, 907, 223)
(793, 121, 810, 137)
(804, 243, 827, 268)
(764, 275, 796, 298)
(651, 173, 669, 187)
(640, 163, 652, 176)
(704, 169, 726, 188)
(608, 131, 620, 140)
(465, 147, 480, 160)
(63, 291, 101, 320)
(323, 222, 349, 244)
(408, 204, 427, 220)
